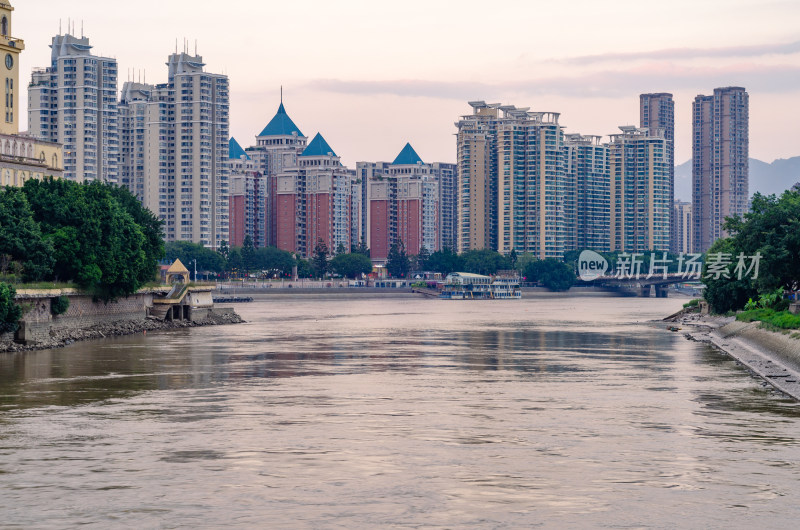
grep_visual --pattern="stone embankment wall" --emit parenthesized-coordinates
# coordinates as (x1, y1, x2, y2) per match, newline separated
(15, 293, 154, 345)
(6, 290, 240, 350)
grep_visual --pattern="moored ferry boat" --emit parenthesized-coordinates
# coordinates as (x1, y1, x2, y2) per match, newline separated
(490, 274, 522, 299)
(440, 272, 522, 299)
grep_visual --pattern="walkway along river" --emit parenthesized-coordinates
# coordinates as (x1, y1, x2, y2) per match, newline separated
(1, 296, 799, 527)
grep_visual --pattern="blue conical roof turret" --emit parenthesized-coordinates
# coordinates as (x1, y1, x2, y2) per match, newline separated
(229, 137, 250, 160)
(258, 102, 304, 137)
(392, 142, 423, 165)
(301, 133, 337, 157)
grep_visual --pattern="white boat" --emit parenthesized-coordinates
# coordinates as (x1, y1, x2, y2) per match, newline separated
(440, 272, 521, 299)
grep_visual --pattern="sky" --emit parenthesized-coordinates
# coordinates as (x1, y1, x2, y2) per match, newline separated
(14, 0, 800, 168)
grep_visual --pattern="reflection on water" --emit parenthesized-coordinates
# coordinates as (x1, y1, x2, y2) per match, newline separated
(1, 297, 799, 527)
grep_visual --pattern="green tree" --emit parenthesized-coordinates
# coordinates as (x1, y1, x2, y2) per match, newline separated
(331, 253, 373, 279)
(509, 248, 518, 269)
(165, 241, 226, 274)
(416, 246, 431, 271)
(252, 246, 295, 277)
(524, 258, 576, 291)
(0, 188, 54, 281)
(426, 247, 462, 276)
(241, 235, 256, 274)
(461, 249, 510, 275)
(226, 247, 244, 276)
(724, 191, 800, 292)
(351, 240, 370, 257)
(0, 282, 22, 333)
(386, 241, 410, 278)
(700, 190, 800, 313)
(296, 258, 314, 279)
(22, 179, 161, 301)
(702, 237, 758, 314)
(107, 183, 165, 279)
(515, 252, 537, 274)
(218, 240, 229, 260)
(312, 239, 329, 278)
(336, 242, 347, 256)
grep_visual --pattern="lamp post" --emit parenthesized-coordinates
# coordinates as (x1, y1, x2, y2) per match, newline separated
(191, 259, 197, 282)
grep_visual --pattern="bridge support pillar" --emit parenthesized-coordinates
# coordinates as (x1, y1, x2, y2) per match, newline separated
(639, 285, 652, 298)
(655, 285, 668, 298)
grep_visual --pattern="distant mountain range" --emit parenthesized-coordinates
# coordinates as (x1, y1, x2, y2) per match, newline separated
(674, 157, 800, 202)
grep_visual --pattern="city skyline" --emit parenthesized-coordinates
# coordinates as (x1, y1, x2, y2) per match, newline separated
(14, 0, 800, 168)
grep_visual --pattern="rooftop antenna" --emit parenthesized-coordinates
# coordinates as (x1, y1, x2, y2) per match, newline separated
(81, 20, 84, 38)
(67, 18, 70, 35)
(175, 38, 178, 54)
(59, 19, 61, 35)
(281, 85, 283, 104)
(194, 39, 197, 56)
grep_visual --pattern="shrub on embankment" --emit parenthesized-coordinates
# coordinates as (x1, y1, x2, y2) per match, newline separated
(0, 282, 21, 333)
(51, 295, 70, 316)
(736, 308, 800, 331)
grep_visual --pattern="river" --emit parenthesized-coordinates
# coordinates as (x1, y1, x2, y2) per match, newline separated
(1, 296, 799, 527)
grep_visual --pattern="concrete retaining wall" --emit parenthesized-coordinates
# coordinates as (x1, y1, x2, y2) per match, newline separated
(15, 293, 153, 345)
(12, 290, 224, 346)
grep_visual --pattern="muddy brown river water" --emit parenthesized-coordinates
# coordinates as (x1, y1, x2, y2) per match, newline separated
(1, 296, 799, 527)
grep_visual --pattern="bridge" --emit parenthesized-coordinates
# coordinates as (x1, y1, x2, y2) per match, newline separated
(579, 273, 698, 297)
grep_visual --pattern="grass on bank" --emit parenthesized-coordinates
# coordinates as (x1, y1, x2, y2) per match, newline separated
(736, 308, 800, 332)
(683, 299, 701, 309)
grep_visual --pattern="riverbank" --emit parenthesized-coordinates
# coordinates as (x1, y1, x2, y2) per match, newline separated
(669, 311, 800, 400)
(0, 311, 244, 353)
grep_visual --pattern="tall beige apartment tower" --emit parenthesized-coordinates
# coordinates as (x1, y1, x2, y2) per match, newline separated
(692, 87, 749, 253)
(456, 101, 565, 258)
(672, 200, 692, 254)
(117, 51, 230, 248)
(607, 126, 670, 253)
(29, 32, 118, 183)
(640, 93, 675, 249)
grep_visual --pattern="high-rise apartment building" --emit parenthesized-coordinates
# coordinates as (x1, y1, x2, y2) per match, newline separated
(117, 51, 229, 248)
(0, 1, 63, 186)
(228, 137, 266, 247)
(356, 161, 390, 248)
(431, 162, 457, 251)
(275, 133, 358, 257)
(607, 126, 670, 252)
(118, 81, 150, 200)
(640, 94, 674, 197)
(692, 86, 749, 253)
(456, 102, 565, 258)
(29, 32, 118, 183)
(367, 144, 440, 262)
(563, 134, 611, 252)
(672, 200, 692, 254)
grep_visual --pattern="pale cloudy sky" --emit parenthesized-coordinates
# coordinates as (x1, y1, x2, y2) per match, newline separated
(15, 0, 800, 167)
